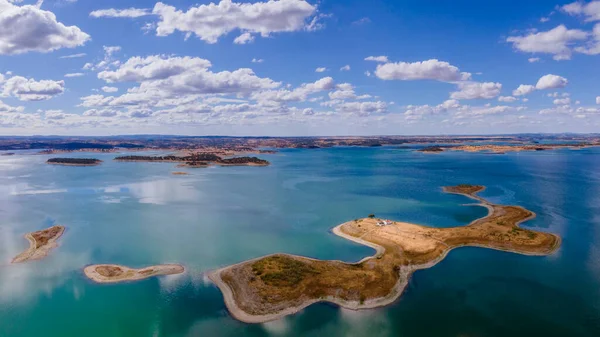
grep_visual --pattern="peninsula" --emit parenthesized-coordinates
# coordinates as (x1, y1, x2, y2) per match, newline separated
(11, 225, 66, 263)
(209, 185, 561, 324)
(47, 158, 102, 166)
(84, 264, 185, 283)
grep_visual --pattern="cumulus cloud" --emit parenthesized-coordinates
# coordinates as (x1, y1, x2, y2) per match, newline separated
(553, 97, 571, 105)
(513, 84, 536, 96)
(340, 65, 351, 71)
(596, 96, 600, 104)
(511, 74, 568, 98)
(315, 67, 327, 73)
(575, 23, 600, 55)
(375, 59, 471, 82)
(364, 56, 389, 63)
(0, 99, 24, 113)
(64, 73, 84, 78)
(152, 0, 319, 44)
(252, 58, 264, 63)
(251, 77, 334, 103)
(506, 25, 588, 60)
(498, 96, 518, 102)
(561, 1, 600, 22)
(1, 76, 65, 101)
(97, 55, 212, 83)
(233, 32, 254, 44)
(90, 8, 152, 18)
(101, 86, 118, 93)
(0, 0, 90, 55)
(536, 74, 568, 90)
(450, 82, 502, 100)
(528, 57, 540, 63)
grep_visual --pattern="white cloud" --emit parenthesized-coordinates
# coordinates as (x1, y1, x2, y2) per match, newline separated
(64, 73, 84, 78)
(315, 67, 327, 73)
(328, 83, 370, 100)
(1, 76, 65, 101)
(0, 0, 90, 55)
(536, 74, 568, 90)
(575, 23, 600, 55)
(0, 99, 24, 113)
(352, 17, 371, 25)
(596, 96, 600, 104)
(335, 101, 387, 116)
(506, 25, 588, 60)
(450, 82, 502, 100)
(513, 84, 536, 96)
(97, 55, 212, 83)
(251, 77, 334, 103)
(82, 108, 119, 117)
(233, 32, 254, 44)
(101, 86, 118, 93)
(251, 58, 264, 63)
(152, 0, 318, 44)
(540, 17, 550, 23)
(528, 57, 540, 63)
(90, 8, 152, 18)
(340, 65, 351, 71)
(553, 97, 571, 105)
(364, 56, 389, 63)
(60, 53, 86, 59)
(375, 59, 471, 82)
(561, 1, 600, 22)
(498, 96, 518, 102)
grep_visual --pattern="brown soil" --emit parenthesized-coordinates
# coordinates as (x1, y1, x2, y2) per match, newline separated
(96, 265, 124, 277)
(31, 226, 64, 249)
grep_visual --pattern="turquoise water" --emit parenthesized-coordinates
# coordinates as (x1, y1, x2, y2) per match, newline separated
(0, 147, 599, 337)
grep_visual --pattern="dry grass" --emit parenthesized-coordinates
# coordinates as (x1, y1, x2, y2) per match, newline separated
(31, 226, 64, 249)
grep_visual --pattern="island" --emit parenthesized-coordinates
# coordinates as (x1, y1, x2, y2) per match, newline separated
(12, 225, 66, 263)
(171, 171, 189, 175)
(208, 185, 561, 324)
(47, 158, 102, 166)
(417, 146, 444, 153)
(83, 264, 185, 283)
(114, 153, 270, 167)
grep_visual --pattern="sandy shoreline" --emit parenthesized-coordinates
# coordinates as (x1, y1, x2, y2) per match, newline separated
(84, 264, 185, 283)
(208, 186, 561, 324)
(11, 225, 65, 263)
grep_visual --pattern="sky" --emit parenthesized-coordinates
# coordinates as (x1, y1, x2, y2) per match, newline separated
(0, 0, 599, 136)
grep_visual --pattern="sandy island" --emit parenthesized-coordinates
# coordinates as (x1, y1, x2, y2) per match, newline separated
(11, 225, 65, 263)
(84, 264, 185, 283)
(208, 184, 561, 324)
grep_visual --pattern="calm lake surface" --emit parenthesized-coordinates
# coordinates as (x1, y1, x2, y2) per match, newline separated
(1, 147, 599, 337)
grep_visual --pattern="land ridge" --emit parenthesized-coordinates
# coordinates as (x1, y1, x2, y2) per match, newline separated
(208, 185, 561, 324)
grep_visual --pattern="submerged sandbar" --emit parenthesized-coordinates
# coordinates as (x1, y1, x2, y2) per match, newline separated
(12, 225, 65, 263)
(209, 185, 561, 324)
(84, 264, 184, 283)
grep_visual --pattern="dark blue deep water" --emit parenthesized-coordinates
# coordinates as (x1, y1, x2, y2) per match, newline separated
(0, 147, 599, 336)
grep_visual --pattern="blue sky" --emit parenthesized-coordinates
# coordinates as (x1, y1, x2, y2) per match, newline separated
(0, 0, 599, 136)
